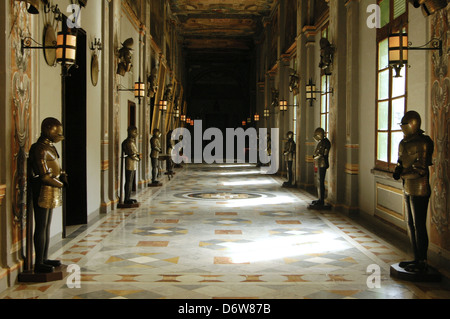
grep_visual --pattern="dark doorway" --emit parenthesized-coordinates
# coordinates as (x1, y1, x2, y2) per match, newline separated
(63, 28, 87, 229)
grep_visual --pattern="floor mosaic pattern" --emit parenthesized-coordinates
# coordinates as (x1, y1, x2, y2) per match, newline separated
(1, 163, 450, 300)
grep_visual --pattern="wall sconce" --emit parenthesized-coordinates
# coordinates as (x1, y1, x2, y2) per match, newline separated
(159, 100, 168, 112)
(242, 121, 247, 126)
(190, 119, 195, 126)
(264, 109, 270, 118)
(90, 38, 102, 52)
(409, 0, 448, 16)
(388, 31, 442, 78)
(279, 100, 288, 112)
(319, 38, 335, 76)
(254, 113, 260, 122)
(22, 27, 77, 71)
(174, 108, 180, 119)
(56, 29, 77, 65)
(134, 81, 145, 98)
(186, 117, 191, 124)
(181, 115, 186, 122)
(117, 80, 145, 99)
(247, 117, 252, 124)
(306, 78, 333, 107)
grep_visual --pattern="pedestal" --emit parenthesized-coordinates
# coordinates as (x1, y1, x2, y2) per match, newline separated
(18, 265, 67, 283)
(148, 182, 162, 187)
(117, 202, 140, 209)
(307, 203, 332, 211)
(390, 263, 442, 282)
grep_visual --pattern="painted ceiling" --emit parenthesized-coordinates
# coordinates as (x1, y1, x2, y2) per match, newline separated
(168, 0, 277, 51)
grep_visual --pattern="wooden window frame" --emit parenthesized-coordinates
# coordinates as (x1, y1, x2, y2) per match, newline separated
(375, 0, 408, 172)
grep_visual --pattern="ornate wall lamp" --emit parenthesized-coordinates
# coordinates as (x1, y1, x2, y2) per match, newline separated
(117, 81, 145, 99)
(254, 113, 260, 122)
(388, 30, 443, 78)
(264, 109, 270, 118)
(305, 78, 333, 107)
(21, 12, 78, 76)
(159, 100, 168, 112)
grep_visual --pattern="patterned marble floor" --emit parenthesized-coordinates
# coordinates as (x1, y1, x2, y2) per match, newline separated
(2, 163, 450, 301)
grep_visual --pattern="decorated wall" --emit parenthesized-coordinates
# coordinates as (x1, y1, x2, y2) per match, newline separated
(430, 8, 450, 261)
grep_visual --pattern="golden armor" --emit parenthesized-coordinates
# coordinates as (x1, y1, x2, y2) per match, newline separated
(309, 128, 331, 208)
(123, 126, 141, 171)
(150, 129, 162, 184)
(121, 126, 141, 205)
(282, 131, 296, 187)
(28, 117, 67, 273)
(393, 111, 434, 273)
(313, 127, 331, 169)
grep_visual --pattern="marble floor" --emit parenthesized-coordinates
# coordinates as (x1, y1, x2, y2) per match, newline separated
(1, 163, 450, 301)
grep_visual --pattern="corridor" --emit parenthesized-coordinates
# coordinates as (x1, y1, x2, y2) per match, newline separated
(1, 164, 450, 300)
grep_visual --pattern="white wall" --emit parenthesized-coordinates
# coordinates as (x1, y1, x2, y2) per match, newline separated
(357, 0, 429, 219)
(35, 0, 105, 237)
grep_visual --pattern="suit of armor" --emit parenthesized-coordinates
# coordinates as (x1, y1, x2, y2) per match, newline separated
(283, 131, 296, 187)
(150, 129, 162, 184)
(393, 111, 434, 272)
(312, 128, 331, 206)
(122, 126, 140, 204)
(28, 118, 67, 273)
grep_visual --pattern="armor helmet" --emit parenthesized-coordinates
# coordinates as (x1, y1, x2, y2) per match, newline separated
(400, 111, 421, 137)
(153, 129, 161, 137)
(314, 128, 325, 142)
(128, 126, 138, 138)
(41, 117, 64, 143)
(287, 131, 294, 139)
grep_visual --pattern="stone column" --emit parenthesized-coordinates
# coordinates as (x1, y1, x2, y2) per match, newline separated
(100, 0, 112, 213)
(343, 0, 360, 214)
(328, 0, 347, 207)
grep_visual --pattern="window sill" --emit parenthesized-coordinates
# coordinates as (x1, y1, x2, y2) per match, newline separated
(370, 168, 399, 182)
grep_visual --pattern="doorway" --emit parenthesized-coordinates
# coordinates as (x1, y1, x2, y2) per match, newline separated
(63, 28, 87, 230)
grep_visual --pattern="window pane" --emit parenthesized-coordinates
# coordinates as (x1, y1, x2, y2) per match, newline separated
(378, 132, 389, 162)
(391, 131, 404, 164)
(378, 38, 389, 70)
(378, 101, 389, 130)
(391, 97, 405, 130)
(321, 114, 327, 131)
(321, 94, 327, 113)
(378, 70, 390, 100)
(380, 0, 390, 28)
(392, 68, 406, 97)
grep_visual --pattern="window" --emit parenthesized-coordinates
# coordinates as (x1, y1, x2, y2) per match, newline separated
(292, 57, 298, 142)
(376, 0, 407, 171)
(320, 25, 330, 136)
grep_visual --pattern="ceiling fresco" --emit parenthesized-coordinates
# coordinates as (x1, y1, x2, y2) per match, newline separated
(169, 0, 277, 51)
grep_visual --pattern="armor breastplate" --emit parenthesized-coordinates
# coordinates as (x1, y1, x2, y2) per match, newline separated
(29, 137, 63, 209)
(314, 138, 331, 168)
(123, 138, 139, 171)
(284, 139, 296, 161)
(398, 134, 433, 197)
(150, 137, 161, 158)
